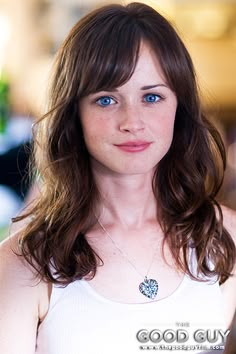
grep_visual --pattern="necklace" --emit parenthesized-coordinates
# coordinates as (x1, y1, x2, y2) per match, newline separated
(97, 219, 159, 300)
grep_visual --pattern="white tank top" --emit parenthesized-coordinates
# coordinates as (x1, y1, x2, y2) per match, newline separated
(35, 255, 227, 354)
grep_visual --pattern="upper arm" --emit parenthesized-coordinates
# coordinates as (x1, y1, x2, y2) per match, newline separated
(220, 205, 236, 328)
(0, 234, 41, 354)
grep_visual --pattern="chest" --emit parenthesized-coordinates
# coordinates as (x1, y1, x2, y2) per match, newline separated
(87, 253, 185, 303)
(87, 237, 185, 303)
(36, 278, 227, 354)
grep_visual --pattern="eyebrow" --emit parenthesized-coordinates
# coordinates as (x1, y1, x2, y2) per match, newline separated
(141, 84, 168, 90)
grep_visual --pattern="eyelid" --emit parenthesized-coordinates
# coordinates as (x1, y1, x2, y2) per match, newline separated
(95, 95, 115, 100)
(144, 92, 163, 97)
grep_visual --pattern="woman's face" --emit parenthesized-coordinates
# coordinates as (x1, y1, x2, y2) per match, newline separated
(79, 42, 177, 177)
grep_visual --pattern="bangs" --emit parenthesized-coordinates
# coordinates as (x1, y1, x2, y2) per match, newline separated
(77, 12, 142, 96)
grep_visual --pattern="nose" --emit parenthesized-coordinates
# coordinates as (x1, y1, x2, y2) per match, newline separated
(119, 106, 145, 133)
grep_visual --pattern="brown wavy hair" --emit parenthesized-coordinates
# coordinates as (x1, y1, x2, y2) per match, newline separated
(15, 2, 235, 284)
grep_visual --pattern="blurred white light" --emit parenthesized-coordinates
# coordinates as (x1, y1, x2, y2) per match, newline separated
(0, 13, 11, 71)
(0, 13, 11, 49)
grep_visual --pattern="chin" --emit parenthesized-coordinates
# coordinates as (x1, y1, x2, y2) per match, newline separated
(105, 163, 157, 177)
(90, 156, 160, 176)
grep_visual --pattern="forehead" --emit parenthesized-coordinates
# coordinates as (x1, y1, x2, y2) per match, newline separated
(132, 42, 167, 83)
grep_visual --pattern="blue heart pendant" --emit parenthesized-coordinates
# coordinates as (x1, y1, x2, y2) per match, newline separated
(139, 277, 158, 299)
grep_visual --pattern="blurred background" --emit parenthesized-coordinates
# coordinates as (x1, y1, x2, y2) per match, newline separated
(0, 0, 236, 240)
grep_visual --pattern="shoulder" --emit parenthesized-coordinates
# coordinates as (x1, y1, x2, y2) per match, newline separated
(219, 205, 236, 328)
(0, 231, 39, 286)
(0, 232, 50, 352)
(0, 231, 50, 317)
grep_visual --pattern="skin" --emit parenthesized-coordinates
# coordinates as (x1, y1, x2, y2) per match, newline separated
(0, 42, 235, 353)
(80, 42, 177, 180)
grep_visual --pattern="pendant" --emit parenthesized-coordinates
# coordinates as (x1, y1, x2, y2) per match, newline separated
(139, 276, 158, 299)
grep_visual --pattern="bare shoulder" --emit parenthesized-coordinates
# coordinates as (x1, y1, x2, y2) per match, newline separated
(0, 231, 39, 286)
(0, 231, 50, 315)
(219, 205, 236, 328)
(0, 232, 50, 353)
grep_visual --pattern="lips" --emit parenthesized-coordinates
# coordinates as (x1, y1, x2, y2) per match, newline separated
(114, 141, 152, 152)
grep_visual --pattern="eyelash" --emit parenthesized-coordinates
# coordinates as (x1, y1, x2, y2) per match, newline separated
(95, 93, 164, 107)
(144, 94, 162, 103)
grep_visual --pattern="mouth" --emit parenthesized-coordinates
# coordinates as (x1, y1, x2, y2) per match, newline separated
(114, 141, 152, 152)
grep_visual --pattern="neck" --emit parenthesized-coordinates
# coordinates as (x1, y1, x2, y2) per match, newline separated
(94, 170, 158, 229)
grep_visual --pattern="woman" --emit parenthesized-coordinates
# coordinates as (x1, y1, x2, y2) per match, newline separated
(0, 2, 235, 353)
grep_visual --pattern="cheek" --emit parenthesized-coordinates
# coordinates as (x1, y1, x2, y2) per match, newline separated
(150, 108, 176, 154)
(81, 111, 116, 145)
(151, 110, 176, 139)
(81, 121, 110, 155)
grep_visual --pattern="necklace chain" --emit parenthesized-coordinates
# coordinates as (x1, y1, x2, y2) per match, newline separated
(96, 218, 160, 280)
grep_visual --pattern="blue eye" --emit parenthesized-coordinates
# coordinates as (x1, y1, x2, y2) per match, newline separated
(144, 94, 161, 103)
(96, 96, 115, 106)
